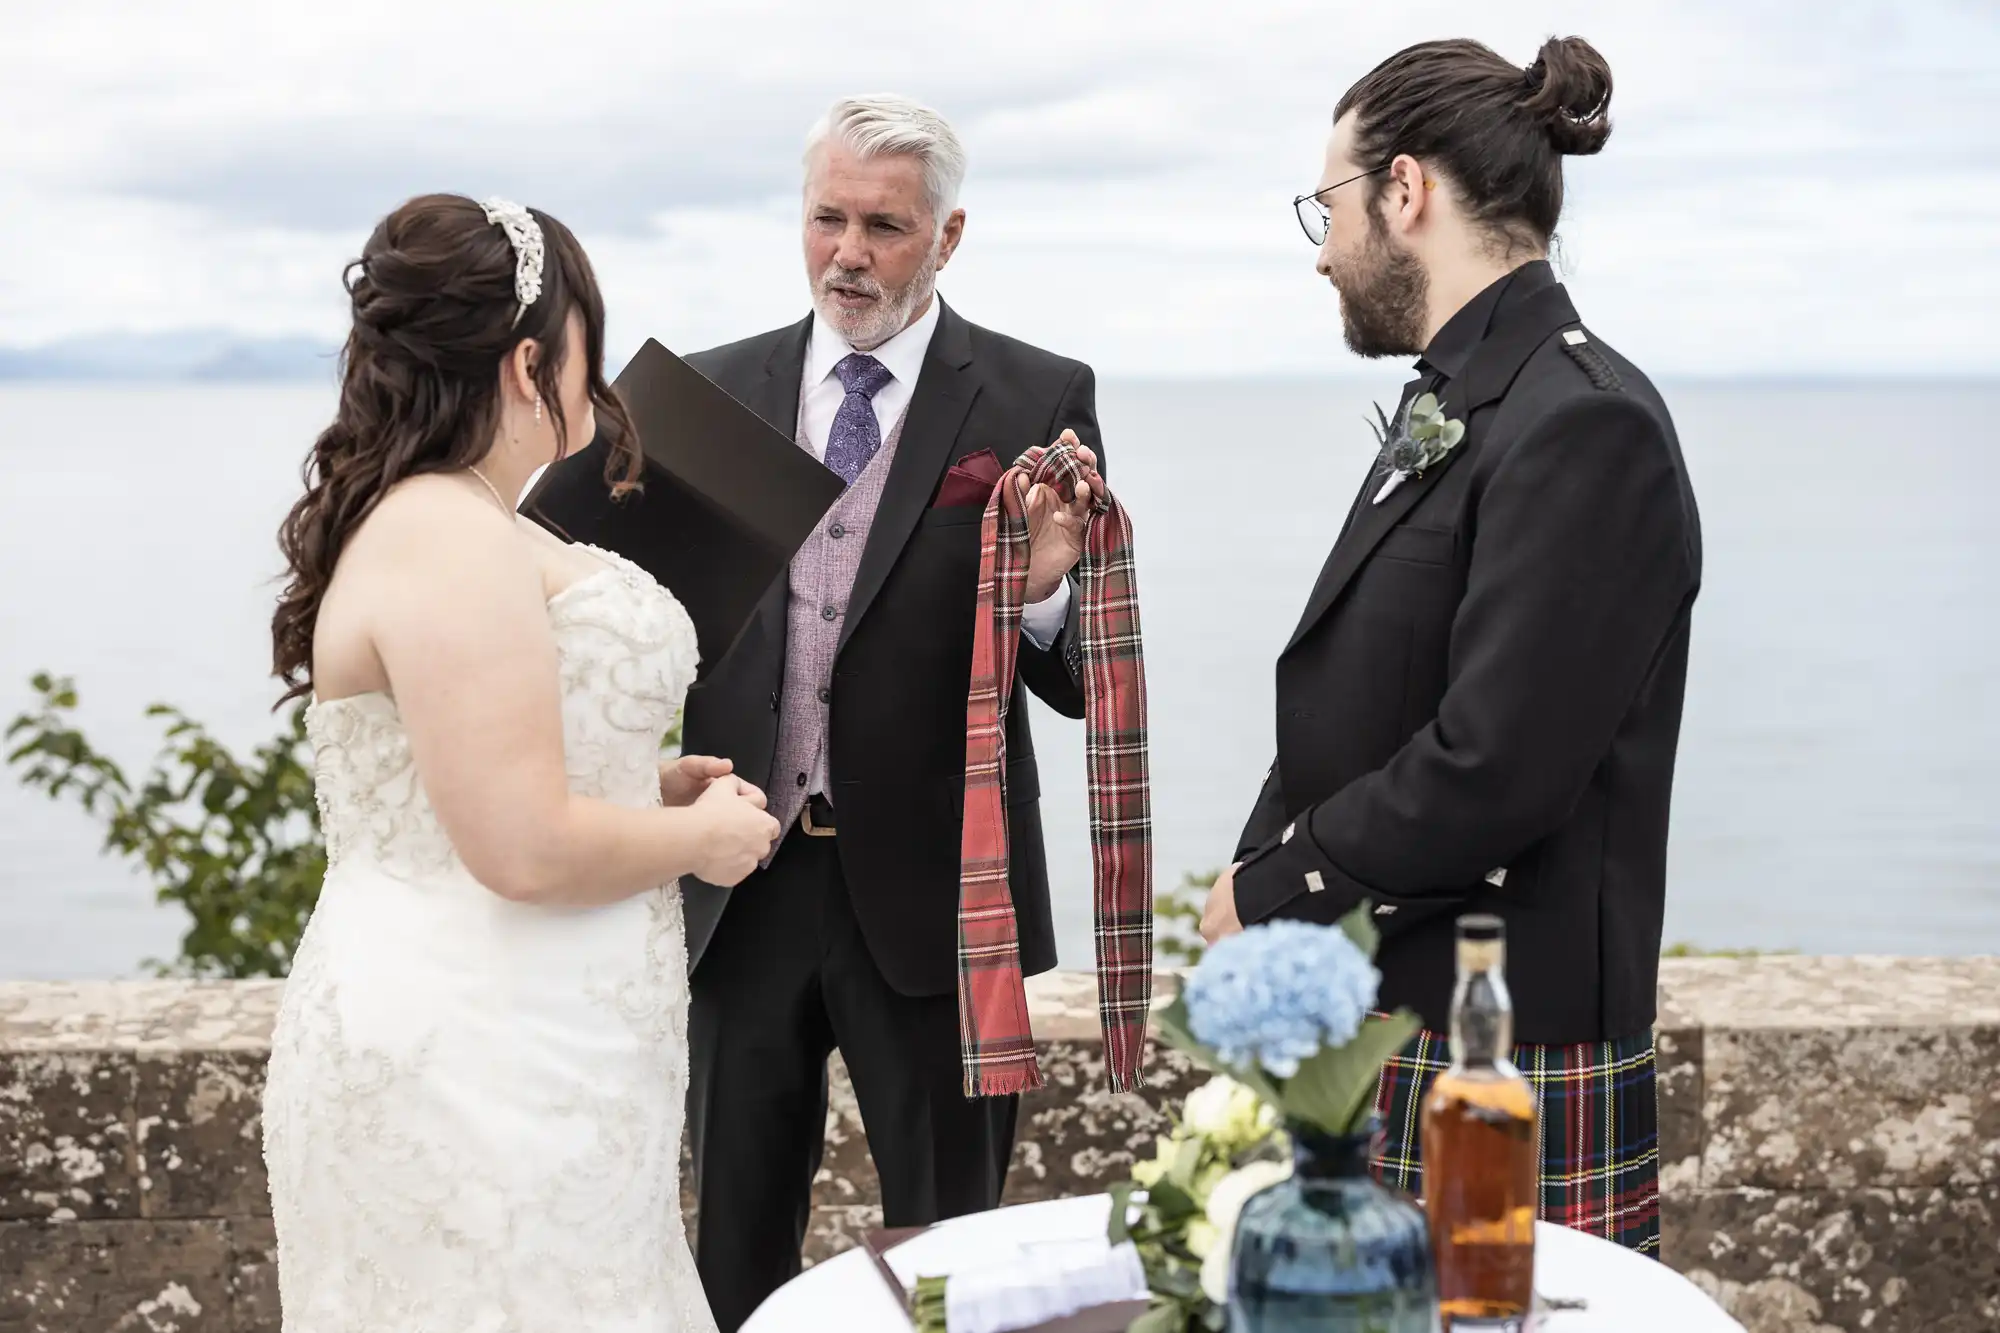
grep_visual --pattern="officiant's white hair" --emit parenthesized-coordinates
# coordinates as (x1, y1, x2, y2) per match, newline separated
(804, 94, 967, 232)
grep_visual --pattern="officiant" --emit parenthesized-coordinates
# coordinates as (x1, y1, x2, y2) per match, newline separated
(671, 95, 1102, 1332)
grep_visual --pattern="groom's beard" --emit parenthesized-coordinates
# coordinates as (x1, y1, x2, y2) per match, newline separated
(1329, 211, 1429, 359)
(814, 243, 941, 351)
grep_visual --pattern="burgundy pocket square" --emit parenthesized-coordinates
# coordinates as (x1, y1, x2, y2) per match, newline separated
(955, 448, 1003, 481)
(932, 450, 1004, 508)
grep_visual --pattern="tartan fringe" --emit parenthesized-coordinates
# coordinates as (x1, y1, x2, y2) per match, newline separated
(1101, 1051, 1149, 1090)
(964, 1057, 1047, 1100)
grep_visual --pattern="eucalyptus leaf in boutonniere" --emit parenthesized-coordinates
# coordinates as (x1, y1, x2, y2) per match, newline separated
(1367, 391, 1466, 504)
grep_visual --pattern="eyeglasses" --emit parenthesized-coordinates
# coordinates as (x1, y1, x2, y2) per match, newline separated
(1292, 165, 1389, 246)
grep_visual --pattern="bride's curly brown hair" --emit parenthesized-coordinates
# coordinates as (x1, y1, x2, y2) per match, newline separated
(271, 193, 640, 706)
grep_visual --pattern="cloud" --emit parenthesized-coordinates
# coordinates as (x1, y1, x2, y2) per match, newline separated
(102, 114, 815, 236)
(2, 0, 1996, 376)
(92, 86, 1206, 238)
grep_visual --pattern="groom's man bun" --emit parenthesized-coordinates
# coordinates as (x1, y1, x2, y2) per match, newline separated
(1522, 36, 1615, 158)
(1335, 35, 1615, 256)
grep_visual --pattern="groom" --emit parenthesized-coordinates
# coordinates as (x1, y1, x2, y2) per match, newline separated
(678, 94, 1104, 1330)
(1204, 37, 1701, 1257)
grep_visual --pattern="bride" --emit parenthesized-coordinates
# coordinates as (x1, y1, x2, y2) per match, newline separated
(261, 193, 777, 1331)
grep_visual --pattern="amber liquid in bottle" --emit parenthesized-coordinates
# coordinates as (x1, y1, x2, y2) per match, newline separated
(1420, 915, 1538, 1328)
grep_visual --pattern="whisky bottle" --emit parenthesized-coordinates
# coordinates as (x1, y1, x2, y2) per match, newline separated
(1420, 914, 1538, 1328)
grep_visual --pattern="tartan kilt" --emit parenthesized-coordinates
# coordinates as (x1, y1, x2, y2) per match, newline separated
(1370, 1027, 1661, 1257)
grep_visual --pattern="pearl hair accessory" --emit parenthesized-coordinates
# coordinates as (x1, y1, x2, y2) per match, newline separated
(478, 197, 545, 326)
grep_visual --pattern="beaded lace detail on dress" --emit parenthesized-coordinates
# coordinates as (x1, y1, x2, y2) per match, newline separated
(261, 546, 715, 1332)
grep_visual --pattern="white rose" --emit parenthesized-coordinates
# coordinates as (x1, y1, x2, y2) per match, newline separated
(1179, 1076, 1242, 1136)
(1196, 1158, 1292, 1306)
(1180, 1076, 1278, 1153)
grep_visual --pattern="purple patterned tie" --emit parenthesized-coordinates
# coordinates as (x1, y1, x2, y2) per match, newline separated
(824, 353, 894, 485)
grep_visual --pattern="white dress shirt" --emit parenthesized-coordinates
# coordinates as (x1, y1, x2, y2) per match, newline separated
(799, 299, 1073, 648)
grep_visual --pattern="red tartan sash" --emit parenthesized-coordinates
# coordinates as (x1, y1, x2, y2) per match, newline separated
(957, 439, 1153, 1097)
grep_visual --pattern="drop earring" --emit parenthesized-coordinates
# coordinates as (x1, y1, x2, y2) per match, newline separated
(534, 398, 544, 424)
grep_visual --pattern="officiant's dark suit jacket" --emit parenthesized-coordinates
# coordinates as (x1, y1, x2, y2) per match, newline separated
(677, 301, 1095, 996)
(1232, 260, 1701, 1047)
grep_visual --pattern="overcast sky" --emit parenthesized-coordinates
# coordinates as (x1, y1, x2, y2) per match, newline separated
(5, 0, 1995, 377)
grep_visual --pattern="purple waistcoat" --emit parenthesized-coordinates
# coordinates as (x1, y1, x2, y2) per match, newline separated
(767, 404, 910, 836)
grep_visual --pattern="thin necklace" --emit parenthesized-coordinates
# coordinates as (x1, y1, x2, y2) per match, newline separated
(466, 466, 513, 516)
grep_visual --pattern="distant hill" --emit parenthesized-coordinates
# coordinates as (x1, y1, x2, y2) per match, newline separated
(0, 331, 339, 382)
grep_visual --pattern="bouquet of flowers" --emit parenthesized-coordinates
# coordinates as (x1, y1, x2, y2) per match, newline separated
(1108, 904, 1421, 1332)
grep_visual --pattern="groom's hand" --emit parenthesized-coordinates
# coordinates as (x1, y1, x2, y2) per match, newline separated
(659, 754, 735, 807)
(1012, 430, 1102, 604)
(1200, 863, 1245, 944)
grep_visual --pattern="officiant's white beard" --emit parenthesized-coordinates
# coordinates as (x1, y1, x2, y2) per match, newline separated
(813, 241, 942, 351)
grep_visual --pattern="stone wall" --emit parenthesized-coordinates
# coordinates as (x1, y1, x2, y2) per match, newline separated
(1651, 957, 2000, 1333)
(3, 958, 1996, 1333)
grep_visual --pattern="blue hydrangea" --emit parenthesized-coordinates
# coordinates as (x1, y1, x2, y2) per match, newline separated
(1183, 921, 1381, 1077)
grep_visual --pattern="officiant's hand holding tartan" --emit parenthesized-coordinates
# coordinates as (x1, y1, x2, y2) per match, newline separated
(959, 435, 1153, 1098)
(1014, 431, 1102, 603)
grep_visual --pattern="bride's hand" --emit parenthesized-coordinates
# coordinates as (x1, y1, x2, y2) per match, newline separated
(659, 754, 734, 807)
(687, 775, 780, 886)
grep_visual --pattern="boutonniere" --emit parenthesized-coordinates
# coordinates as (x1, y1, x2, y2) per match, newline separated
(1367, 391, 1466, 504)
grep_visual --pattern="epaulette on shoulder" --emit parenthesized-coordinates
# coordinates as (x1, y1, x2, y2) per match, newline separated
(1559, 327, 1624, 393)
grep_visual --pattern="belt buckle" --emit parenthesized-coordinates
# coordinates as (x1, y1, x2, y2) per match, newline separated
(800, 801, 836, 838)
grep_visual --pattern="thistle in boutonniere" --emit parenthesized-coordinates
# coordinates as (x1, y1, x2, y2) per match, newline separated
(1367, 392, 1466, 501)
(1108, 905, 1422, 1331)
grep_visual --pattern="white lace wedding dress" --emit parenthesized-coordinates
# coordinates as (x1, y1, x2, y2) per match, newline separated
(261, 547, 717, 1333)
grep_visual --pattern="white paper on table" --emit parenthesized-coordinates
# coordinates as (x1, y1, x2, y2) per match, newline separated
(884, 1197, 1147, 1333)
(941, 1239, 1147, 1333)
(885, 1197, 1111, 1287)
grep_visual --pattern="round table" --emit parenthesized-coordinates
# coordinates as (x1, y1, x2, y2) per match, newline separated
(742, 1195, 1744, 1333)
